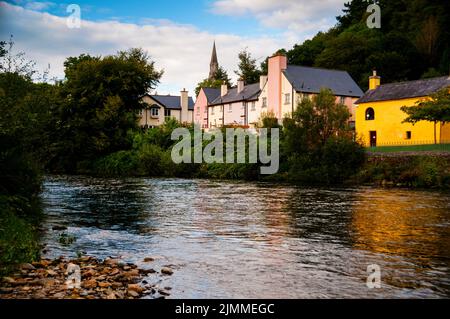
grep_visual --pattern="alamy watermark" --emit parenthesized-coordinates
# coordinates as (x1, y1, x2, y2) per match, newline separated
(66, 4, 81, 29)
(366, 264, 381, 289)
(171, 127, 280, 175)
(366, 1, 381, 29)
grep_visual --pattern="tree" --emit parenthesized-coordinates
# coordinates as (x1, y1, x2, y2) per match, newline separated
(282, 88, 363, 183)
(57, 48, 163, 171)
(336, 0, 370, 31)
(0, 35, 37, 79)
(285, 88, 351, 150)
(195, 66, 231, 96)
(401, 87, 450, 144)
(235, 49, 261, 84)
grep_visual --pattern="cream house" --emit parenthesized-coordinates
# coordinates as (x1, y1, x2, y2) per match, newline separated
(207, 80, 260, 129)
(138, 89, 195, 128)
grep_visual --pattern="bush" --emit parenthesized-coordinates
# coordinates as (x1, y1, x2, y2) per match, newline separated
(92, 150, 139, 177)
(0, 198, 40, 276)
(356, 155, 450, 188)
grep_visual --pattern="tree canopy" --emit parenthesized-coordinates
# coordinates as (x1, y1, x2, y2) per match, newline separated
(235, 49, 262, 84)
(283, 0, 450, 90)
(195, 66, 231, 97)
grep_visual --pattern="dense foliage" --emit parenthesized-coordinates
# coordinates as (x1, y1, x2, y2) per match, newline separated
(279, 0, 449, 90)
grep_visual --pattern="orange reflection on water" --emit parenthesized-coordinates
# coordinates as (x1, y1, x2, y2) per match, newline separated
(351, 187, 450, 262)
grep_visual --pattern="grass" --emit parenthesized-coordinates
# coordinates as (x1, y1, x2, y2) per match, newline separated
(367, 143, 450, 153)
(0, 211, 40, 276)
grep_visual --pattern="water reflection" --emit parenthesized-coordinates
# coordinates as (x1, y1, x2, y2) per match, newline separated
(40, 176, 450, 298)
(351, 188, 450, 294)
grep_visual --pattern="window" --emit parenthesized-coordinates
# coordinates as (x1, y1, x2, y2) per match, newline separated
(164, 109, 171, 117)
(405, 131, 412, 140)
(262, 97, 267, 108)
(229, 104, 232, 112)
(340, 96, 345, 104)
(251, 102, 256, 111)
(211, 107, 215, 115)
(151, 108, 159, 117)
(365, 107, 375, 120)
(219, 105, 223, 113)
(284, 93, 291, 104)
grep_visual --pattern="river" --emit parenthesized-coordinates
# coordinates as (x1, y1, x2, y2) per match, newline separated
(40, 175, 450, 298)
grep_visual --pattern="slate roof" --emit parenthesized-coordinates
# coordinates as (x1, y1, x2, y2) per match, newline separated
(149, 95, 195, 110)
(356, 76, 450, 104)
(210, 83, 260, 106)
(283, 65, 363, 98)
(202, 87, 221, 103)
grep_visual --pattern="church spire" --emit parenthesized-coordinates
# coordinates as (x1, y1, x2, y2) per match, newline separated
(209, 41, 219, 80)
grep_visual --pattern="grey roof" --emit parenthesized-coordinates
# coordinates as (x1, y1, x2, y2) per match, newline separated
(202, 87, 221, 103)
(283, 65, 363, 98)
(149, 95, 195, 110)
(356, 76, 450, 104)
(210, 83, 260, 106)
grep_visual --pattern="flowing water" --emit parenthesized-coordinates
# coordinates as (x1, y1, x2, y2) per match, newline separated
(40, 175, 450, 298)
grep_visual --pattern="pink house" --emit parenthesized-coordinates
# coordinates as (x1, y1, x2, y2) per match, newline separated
(260, 53, 363, 126)
(194, 87, 220, 128)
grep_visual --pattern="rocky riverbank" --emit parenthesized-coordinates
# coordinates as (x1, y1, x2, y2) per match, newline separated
(0, 256, 174, 299)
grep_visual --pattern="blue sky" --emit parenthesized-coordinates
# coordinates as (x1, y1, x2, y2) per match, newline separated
(0, 0, 347, 94)
(23, 0, 272, 37)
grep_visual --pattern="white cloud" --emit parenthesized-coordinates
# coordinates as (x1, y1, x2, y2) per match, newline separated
(0, 1, 291, 95)
(211, 0, 346, 34)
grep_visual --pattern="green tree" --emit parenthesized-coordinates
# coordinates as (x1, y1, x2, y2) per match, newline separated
(285, 88, 351, 150)
(235, 49, 261, 84)
(57, 48, 163, 171)
(195, 66, 231, 96)
(282, 88, 364, 183)
(401, 87, 450, 144)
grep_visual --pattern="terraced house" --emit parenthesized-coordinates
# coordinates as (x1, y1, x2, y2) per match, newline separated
(194, 48, 363, 130)
(355, 72, 450, 147)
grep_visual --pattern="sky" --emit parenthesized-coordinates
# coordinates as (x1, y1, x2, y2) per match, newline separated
(0, 0, 347, 95)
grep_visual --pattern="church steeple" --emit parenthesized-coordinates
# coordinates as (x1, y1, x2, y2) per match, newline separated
(209, 41, 219, 80)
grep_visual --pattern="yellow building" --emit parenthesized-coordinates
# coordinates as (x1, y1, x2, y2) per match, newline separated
(355, 72, 450, 147)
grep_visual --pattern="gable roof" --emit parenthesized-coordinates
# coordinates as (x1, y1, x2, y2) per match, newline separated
(356, 76, 450, 104)
(283, 65, 363, 98)
(202, 87, 221, 103)
(209, 83, 260, 106)
(149, 94, 195, 110)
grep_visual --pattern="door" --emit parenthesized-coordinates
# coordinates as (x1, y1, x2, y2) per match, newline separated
(370, 131, 377, 147)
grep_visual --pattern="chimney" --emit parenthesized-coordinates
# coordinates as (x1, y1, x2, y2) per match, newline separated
(180, 88, 188, 123)
(369, 70, 381, 90)
(237, 79, 244, 94)
(221, 82, 228, 97)
(267, 53, 287, 119)
(259, 75, 268, 90)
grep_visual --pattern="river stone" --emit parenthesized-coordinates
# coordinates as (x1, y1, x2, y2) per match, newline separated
(82, 279, 97, 289)
(158, 289, 171, 296)
(161, 267, 174, 275)
(98, 282, 111, 288)
(20, 263, 36, 271)
(127, 284, 144, 293)
(127, 290, 139, 298)
(143, 257, 154, 262)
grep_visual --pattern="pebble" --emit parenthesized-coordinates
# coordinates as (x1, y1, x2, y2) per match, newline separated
(0, 256, 171, 300)
(161, 267, 174, 275)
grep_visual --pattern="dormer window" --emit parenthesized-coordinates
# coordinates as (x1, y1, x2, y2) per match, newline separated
(365, 107, 375, 120)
